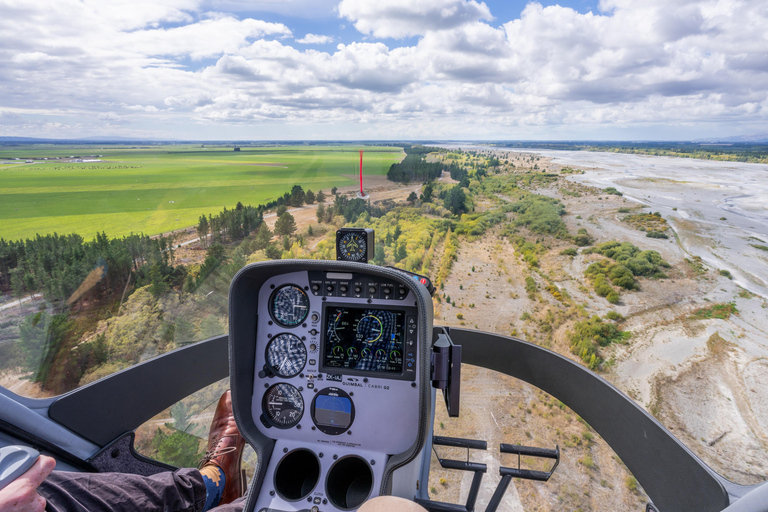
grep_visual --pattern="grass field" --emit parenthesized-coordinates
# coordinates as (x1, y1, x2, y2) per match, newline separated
(0, 145, 403, 241)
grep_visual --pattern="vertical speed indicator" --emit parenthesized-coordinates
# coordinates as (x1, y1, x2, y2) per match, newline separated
(269, 285, 309, 327)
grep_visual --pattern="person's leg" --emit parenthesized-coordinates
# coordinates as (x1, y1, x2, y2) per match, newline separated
(209, 495, 245, 512)
(357, 496, 428, 512)
(39, 468, 206, 512)
(39, 390, 246, 512)
(206, 495, 426, 512)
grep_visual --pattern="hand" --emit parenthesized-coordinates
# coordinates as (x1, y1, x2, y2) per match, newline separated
(0, 455, 55, 512)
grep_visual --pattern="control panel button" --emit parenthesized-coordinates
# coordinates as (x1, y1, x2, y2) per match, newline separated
(340, 285, 348, 293)
(405, 316, 417, 375)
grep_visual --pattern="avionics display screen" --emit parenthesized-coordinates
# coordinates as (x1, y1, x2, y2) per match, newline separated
(324, 307, 405, 373)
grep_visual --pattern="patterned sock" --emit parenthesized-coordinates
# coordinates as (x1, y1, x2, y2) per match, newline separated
(200, 464, 226, 511)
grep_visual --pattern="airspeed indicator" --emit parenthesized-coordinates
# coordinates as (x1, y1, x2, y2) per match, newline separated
(270, 285, 309, 327)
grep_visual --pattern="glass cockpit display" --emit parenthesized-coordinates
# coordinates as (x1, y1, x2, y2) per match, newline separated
(324, 307, 405, 373)
(270, 284, 309, 327)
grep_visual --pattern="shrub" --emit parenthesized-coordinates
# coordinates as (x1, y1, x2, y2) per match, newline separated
(690, 303, 737, 320)
(646, 231, 669, 239)
(511, 195, 568, 237)
(604, 187, 623, 196)
(560, 247, 578, 257)
(569, 316, 631, 369)
(719, 269, 733, 279)
(525, 276, 538, 298)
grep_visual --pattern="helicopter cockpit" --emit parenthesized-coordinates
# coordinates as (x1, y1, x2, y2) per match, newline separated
(1, 228, 767, 512)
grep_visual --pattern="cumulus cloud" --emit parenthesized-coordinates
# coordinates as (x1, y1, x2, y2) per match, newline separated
(0, 0, 766, 138)
(296, 34, 335, 44)
(338, 0, 493, 38)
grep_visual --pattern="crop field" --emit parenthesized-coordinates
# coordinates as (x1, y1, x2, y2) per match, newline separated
(0, 145, 403, 241)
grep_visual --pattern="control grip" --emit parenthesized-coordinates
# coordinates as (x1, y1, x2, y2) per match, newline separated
(0, 445, 40, 491)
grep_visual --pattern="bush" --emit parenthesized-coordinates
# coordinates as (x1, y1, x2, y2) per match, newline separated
(569, 316, 630, 369)
(646, 231, 669, 239)
(605, 311, 624, 321)
(560, 247, 578, 257)
(604, 187, 623, 196)
(525, 276, 538, 298)
(691, 303, 737, 320)
(511, 195, 568, 237)
(719, 269, 733, 279)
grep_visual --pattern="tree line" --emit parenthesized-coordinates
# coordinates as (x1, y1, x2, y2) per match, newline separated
(387, 145, 448, 183)
(1, 184, 327, 305)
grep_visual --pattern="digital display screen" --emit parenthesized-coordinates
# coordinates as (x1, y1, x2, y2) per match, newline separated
(324, 307, 405, 373)
(313, 395, 353, 428)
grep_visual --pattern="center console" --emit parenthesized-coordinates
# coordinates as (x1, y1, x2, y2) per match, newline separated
(228, 261, 434, 512)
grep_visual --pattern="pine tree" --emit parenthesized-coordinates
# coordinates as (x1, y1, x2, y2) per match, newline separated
(316, 203, 326, 223)
(275, 212, 297, 236)
(254, 223, 273, 250)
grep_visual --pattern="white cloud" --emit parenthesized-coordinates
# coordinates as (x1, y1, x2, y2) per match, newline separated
(122, 17, 291, 59)
(0, 0, 766, 139)
(296, 34, 335, 44)
(338, 0, 493, 38)
(98, 112, 122, 121)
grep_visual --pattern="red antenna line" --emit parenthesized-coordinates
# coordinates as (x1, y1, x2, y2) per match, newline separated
(359, 150, 364, 195)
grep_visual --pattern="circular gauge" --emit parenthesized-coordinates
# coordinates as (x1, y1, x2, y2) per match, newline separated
(263, 383, 304, 429)
(265, 333, 307, 378)
(270, 285, 309, 327)
(338, 231, 367, 262)
(356, 314, 383, 343)
(361, 347, 372, 358)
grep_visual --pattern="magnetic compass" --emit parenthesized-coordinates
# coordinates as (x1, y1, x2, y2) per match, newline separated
(336, 228, 374, 263)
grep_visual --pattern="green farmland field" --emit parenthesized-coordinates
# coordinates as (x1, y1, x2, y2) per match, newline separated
(0, 145, 403, 242)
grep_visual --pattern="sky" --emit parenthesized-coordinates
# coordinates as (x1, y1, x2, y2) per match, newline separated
(0, 0, 766, 141)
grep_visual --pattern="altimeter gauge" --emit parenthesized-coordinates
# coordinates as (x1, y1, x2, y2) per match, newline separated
(336, 228, 374, 263)
(263, 383, 304, 429)
(265, 333, 307, 378)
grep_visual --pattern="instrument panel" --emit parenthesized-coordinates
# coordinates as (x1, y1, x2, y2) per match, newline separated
(230, 264, 432, 512)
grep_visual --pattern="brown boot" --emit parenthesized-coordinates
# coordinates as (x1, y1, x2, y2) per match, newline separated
(199, 390, 246, 505)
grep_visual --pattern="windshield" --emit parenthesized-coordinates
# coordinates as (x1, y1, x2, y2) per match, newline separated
(2, 0, 767, 509)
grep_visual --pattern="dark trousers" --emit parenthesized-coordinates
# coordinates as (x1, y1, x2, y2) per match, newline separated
(39, 469, 245, 512)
